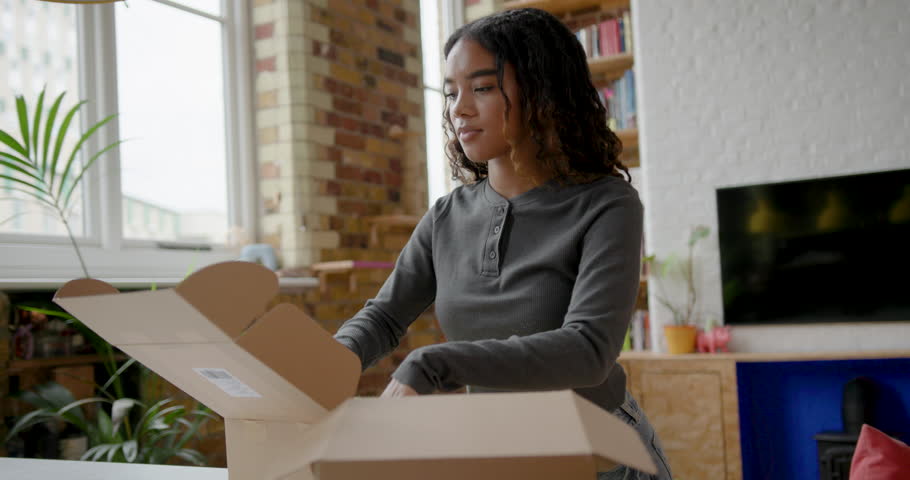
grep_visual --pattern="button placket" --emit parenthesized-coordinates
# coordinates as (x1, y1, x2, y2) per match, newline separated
(484, 204, 508, 275)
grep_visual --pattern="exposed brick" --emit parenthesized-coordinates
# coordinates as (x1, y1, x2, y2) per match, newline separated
(335, 131, 366, 150)
(254, 23, 274, 40)
(337, 164, 363, 181)
(384, 171, 402, 187)
(260, 162, 280, 179)
(393, 7, 407, 23)
(256, 56, 276, 73)
(328, 147, 343, 163)
(338, 199, 369, 216)
(387, 189, 401, 202)
(257, 90, 277, 109)
(333, 97, 363, 115)
(377, 47, 405, 68)
(363, 170, 383, 184)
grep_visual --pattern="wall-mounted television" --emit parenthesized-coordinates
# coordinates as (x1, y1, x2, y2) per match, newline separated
(716, 168, 910, 325)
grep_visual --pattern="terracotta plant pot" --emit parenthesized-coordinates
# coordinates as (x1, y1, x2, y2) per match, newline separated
(664, 325, 697, 354)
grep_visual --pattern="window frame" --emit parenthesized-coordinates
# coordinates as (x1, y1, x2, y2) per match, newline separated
(0, 0, 257, 281)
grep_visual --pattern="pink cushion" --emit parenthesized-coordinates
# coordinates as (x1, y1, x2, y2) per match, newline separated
(850, 424, 910, 479)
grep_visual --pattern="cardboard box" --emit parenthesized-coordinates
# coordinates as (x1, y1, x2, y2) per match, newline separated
(55, 261, 657, 480)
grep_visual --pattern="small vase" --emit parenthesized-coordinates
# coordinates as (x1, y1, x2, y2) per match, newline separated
(664, 325, 697, 354)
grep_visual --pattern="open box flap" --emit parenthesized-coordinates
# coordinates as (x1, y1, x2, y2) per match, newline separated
(53, 262, 360, 421)
(281, 391, 657, 479)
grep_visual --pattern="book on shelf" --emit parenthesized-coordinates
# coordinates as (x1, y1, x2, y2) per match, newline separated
(598, 69, 637, 130)
(574, 12, 633, 59)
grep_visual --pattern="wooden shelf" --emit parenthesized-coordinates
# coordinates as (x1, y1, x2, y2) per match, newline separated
(503, 0, 629, 17)
(588, 53, 634, 85)
(364, 214, 420, 247)
(8, 354, 128, 374)
(310, 260, 395, 294)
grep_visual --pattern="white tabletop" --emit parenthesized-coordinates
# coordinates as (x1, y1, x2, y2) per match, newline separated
(0, 457, 228, 479)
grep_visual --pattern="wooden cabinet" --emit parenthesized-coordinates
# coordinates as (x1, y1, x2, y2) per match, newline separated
(619, 350, 910, 479)
(620, 355, 743, 480)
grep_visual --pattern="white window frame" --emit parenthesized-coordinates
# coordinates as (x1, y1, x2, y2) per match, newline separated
(0, 0, 257, 281)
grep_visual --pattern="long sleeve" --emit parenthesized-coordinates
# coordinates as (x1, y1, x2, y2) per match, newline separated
(392, 191, 643, 395)
(334, 206, 437, 370)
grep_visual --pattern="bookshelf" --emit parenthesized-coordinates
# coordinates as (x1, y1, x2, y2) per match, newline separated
(503, 0, 638, 167)
(503, 0, 630, 17)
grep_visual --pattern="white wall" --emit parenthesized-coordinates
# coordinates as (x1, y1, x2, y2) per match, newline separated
(633, 0, 910, 352)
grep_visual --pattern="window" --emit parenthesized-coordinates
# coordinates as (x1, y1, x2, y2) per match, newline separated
(115, 0, 229, 244)
(0, 1, 254, 280)
(420, 0, 463, 206)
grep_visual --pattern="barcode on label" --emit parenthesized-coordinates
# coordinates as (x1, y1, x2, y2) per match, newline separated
(198, 369, 231, 380)
(193, 368, 262, 398)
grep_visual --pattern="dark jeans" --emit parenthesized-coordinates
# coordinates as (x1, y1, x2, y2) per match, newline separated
(597, 391, 673, 480)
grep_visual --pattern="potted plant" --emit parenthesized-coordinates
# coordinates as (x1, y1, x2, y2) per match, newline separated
(643, 225, 710, 354)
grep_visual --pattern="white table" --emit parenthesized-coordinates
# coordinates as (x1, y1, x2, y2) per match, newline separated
(0, 457, 228, 479)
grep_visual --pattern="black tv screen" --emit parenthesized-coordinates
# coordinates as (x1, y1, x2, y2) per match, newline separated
(716, 168, 910, 325)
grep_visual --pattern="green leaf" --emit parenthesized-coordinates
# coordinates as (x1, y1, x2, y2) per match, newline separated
(101, 357, 137, 393)
(61, 138, 124, 210)
(56, 113, 117, 200)
(57, 396, 110, 428)
(111, 398, 140, 435)
(122, 440, 139, 463)
(15, 96, 30, 157)
(50, 100, 86, 191)
(31, 89, 46, 164)
(16, 304, 75, 320)
(97, 408, 114, 441)
(0, 150, 35, 170)
(83, 443, 116, 462)
(0, 174, 48, 195)
(0, 158, 43, 183)
(42, 92, 66, 176)
(4, 409, 54, 442)
(175, 448, 207, 466)
(0, 128, 29, 159)
(0, 185, 55, 209)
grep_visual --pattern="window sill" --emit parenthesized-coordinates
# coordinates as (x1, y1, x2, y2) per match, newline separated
(0, 276, 319, 292)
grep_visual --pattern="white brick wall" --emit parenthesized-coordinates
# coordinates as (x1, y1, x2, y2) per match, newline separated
(633, 0, 910, 352)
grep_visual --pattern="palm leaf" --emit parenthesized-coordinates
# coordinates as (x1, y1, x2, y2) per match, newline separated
(0, 150, 35, 170)
(101, 357, 137, 393)
(0, 173, 49, 194)
(0, 158, 43, 183)
(111, 398, 140, 436)
(42, 92, 66, 176)
(175, 448, 207, 466)
(83, 443, 117, 462)
(4, 409, 54, 442)
(55, 113, 117, 200)
(15, 96, 30, 157)
(0, 185, 55, 209)
(31, 89, 45, 165)
(50, 100, 86, 191)
(61, 138, 124, 210)
(0, 128, 29, 158)
(122, 439, 139, 463)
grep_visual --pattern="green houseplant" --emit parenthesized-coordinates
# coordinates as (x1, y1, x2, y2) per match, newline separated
(0, 88, 122, 277)
(4, 378, 215, 464)
(643, 225, 710, 353)
(1, 89, 216, 464)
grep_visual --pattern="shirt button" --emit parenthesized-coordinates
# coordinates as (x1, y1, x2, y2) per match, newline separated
(494, 225, 501, 234)
(489, 250, 497, 259)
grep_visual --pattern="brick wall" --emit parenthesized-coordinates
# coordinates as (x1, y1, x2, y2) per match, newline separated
(252, 0, 440, 396)
(635, 0, 910, 351)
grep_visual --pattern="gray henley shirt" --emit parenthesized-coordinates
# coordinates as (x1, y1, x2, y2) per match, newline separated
(334, 174, 644, 413)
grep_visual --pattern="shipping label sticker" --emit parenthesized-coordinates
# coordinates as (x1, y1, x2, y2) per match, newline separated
(193, 367, 262, 398)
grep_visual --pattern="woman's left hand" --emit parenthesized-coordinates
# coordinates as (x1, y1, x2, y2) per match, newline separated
(380, 378, 419, 398)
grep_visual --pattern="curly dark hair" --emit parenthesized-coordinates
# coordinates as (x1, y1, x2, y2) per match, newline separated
(443, 8, 629, 185)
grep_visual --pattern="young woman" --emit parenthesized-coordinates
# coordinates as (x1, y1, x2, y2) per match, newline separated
(334, 8, 672, 480)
